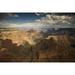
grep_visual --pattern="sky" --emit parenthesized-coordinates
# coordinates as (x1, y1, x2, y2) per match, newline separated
(0, 13, 75, 29)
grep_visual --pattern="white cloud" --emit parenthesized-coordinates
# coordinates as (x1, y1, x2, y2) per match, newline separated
(35, 19, 40, 22)
(35, 13, 40, 16)
(8, 22, 42, 28)
(35, 14, 72, 25)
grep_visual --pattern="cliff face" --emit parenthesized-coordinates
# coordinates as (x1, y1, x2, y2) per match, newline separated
(0, 28, 74, 51)
(46, 35, 70, 46)
(0, 29, 43, 45)
(0, 29, 71, 46)
(0, 29, 75, 62)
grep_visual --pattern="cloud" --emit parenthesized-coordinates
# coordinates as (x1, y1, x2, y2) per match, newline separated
(0, 14, 8, 21)
(35, 13, 40, 16)
(10, 14, 74, 29)
(0, 13, 74, 29)
(0, 13, 19, 22)
(7, 13, 19, 18)
(35, 19, 40, 22)
(0, 22, 11, 28)
(35, 14, 72, 25)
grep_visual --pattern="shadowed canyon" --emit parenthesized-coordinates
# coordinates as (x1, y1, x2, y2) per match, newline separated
(0, 28, 75, 62)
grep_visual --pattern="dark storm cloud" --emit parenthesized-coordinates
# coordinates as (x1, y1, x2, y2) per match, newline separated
(0, 13, 19, 21)
(0, 13, 8, 21)
(0, 13, 11, 27)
